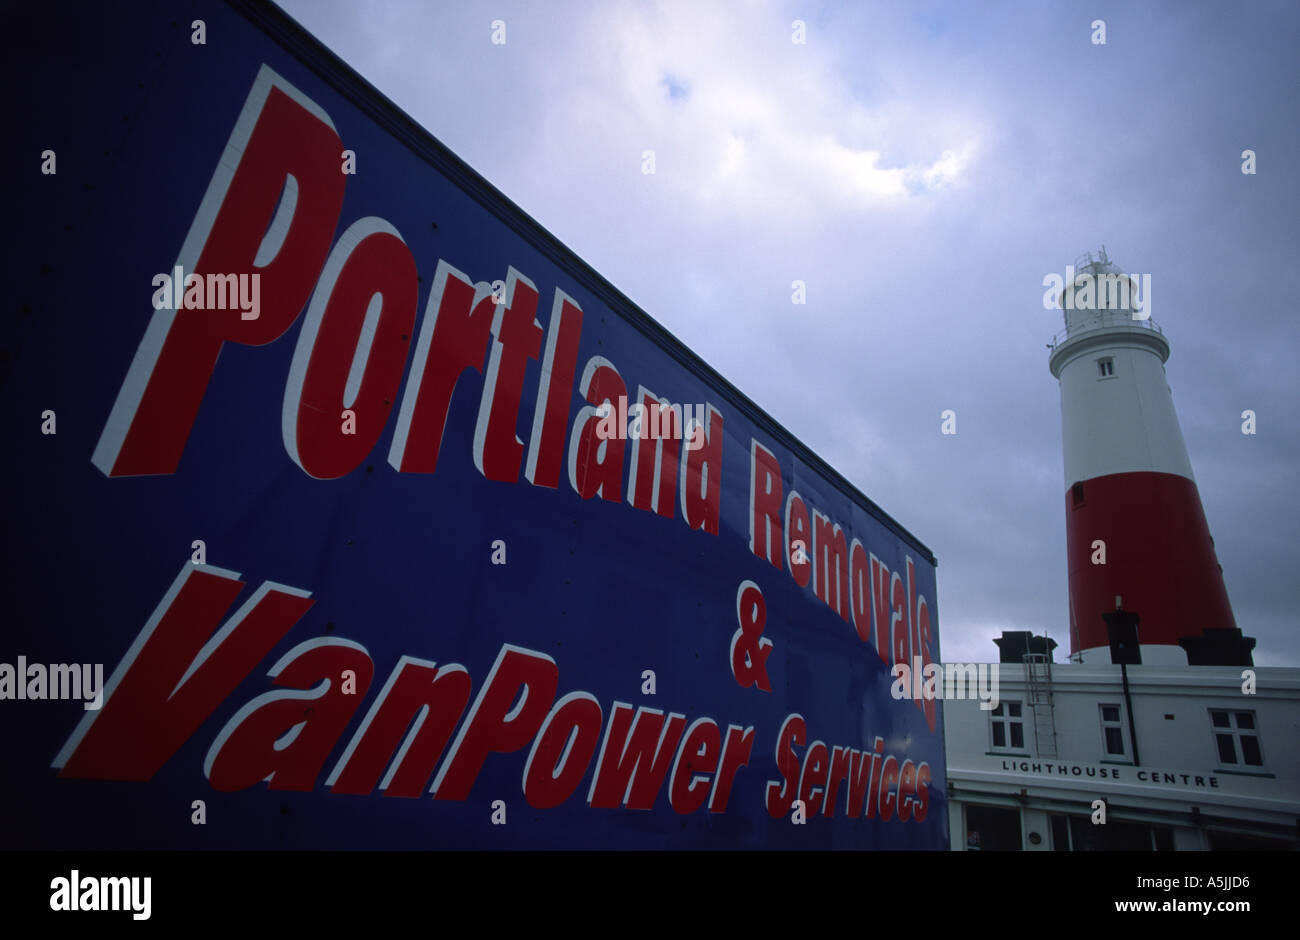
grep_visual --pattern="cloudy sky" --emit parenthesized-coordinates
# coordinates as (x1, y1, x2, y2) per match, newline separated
(277, 0, 1300, 666)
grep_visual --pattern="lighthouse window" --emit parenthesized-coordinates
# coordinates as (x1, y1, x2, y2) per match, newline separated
(990, 701, 1025, 751)
(1097, 357, 1114, 377)
(1100, 704, 1126, 757)
(1072, 482, 1084, 507)
(1210, 710, 1263, 767)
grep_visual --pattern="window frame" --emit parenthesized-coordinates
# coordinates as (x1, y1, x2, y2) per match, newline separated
(1209, 709, 1264, 768)
(990, 700, 1027, 753)
(1099, 703, 1126, 758)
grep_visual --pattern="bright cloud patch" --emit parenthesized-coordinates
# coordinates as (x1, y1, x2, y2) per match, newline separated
(583, 1, 979, 215)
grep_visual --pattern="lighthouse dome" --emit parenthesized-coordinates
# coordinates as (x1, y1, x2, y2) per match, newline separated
(1058, 249, 1144, 337)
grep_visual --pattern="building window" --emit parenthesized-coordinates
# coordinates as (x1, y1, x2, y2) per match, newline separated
(1050, 814, 1070, 851)
(1071, 482, 1084, 507)
(1100, 704, 1125, 757)
(1209, 832, 1292, 851)
(1053, 814, 1169, 851)
(966, 804, 1023, 851)
(1210, 710, 1263, 767)
(1097, 357, 1114, 377)
(991, 701, 1025, 751)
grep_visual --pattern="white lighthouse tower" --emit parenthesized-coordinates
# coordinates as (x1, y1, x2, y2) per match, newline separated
(1048, 249, 1236, 664)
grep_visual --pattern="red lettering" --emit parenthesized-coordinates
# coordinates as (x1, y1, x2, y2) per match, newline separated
(850, 540, 872, 645)
(914, 761, 932, 821)
(916, 589, 936, 732)
(822, 745, 853, 817)
(846, 749, 870, 817)
(896, 758, 917, 822)
(56, 565, 313, 780)
(681, 404, 722, 535)
(786, 493, 812, 588)
(870, 556, 891, 663)
(474, 268, 543, 482)
(708, 724, 754, 813)
(749, 441, 783, 569)
(764, 714, 805, 818)
(522, 692, 603, 809)
(205, 638, 374, 791)
(285, 219, 417, 478)
(863, 737, 885, 818)
(813, 511, 850, 622)
(327, 658, 472, 797)
(628, 389, 681, 518)
(432, 645, 558, 800)
(797, 740, 829, 816)
(523, 290, 584, 488)
(878, 755, 900, 821)
(95, 73, 346, 476)
(905, 557, 920, 712)
(668, 717, 721, 815)
(567, 357, 627, 501)
(587, 704, 686, 810)
(890, 571, 909, 670)
(388, 260, 497, 473)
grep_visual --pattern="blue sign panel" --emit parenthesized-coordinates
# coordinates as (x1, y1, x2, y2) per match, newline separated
(2, 0, 946, 850)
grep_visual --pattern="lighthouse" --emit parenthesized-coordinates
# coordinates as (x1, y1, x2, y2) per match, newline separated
(1048, 249, 1236, 664)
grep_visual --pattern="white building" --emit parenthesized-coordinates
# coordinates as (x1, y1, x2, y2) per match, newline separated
(944, 633, 1300, 851)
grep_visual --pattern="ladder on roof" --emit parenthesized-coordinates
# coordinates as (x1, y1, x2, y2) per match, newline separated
(1024, 652, 1058, 758)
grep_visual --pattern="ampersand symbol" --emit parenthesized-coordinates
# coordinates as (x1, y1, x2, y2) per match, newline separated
(731, 580, 773, 692)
